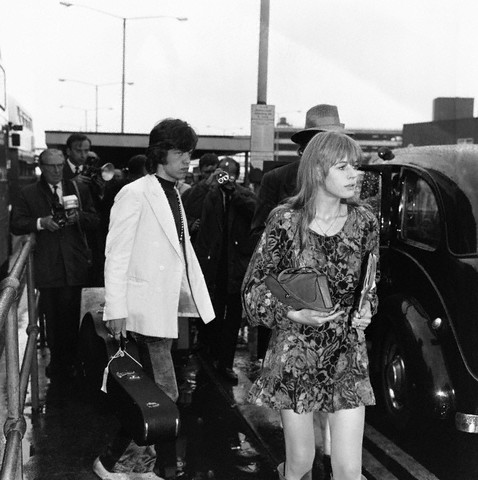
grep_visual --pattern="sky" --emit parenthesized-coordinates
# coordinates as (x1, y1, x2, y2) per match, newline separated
(0, 0, 477, 148)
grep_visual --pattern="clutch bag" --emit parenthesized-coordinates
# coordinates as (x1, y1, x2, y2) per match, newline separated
(265, 267, 334, 312)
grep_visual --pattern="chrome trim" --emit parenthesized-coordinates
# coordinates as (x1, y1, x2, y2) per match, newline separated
(455, 412, 478, 433)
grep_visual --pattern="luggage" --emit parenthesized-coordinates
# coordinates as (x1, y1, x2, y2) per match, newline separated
(78, 302, 180, 446)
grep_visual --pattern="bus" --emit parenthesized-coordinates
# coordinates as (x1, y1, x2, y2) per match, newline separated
(7, 95, 36, 209)
(0, 54, 36, 277)
(0, 58, 9, 277)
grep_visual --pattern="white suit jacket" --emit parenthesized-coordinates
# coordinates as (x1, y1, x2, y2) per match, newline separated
(103, 174, 215, 338)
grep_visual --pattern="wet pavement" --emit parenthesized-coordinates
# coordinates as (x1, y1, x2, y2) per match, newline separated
(0, 287, 331, 480)
(1, 345, 280, 480)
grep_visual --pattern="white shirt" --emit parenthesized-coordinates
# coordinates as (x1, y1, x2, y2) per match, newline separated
(66, 158, 82, 175)
(37, 182, 63, 230)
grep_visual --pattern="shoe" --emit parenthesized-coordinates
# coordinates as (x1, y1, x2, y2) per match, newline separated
(217, 365, 238, 384)
(93, 457, 130, 480)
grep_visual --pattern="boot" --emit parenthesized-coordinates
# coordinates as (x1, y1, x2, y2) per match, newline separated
(277, 463, 312, 480)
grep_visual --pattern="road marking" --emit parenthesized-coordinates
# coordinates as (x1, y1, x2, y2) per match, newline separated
(364, 424, 440, 479)
(363, 448, 399, 480)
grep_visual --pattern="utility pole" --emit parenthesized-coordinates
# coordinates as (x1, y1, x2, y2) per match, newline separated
(248, 0, 274, 184)
(257, 0, 270, 105)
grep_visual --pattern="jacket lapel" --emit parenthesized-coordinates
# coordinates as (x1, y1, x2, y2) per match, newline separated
(144, 175, 183, 259)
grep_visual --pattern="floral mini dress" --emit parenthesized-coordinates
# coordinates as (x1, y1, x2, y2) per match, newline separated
(241, 204, 380, 414)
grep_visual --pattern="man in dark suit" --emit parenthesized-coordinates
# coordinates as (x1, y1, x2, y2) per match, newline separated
(10, 148, 99, 379)
(63, 132, 91, 179)
(63, 133, 110, 286)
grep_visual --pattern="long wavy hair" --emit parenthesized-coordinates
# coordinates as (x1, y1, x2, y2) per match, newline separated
(271, 131, 363, 251)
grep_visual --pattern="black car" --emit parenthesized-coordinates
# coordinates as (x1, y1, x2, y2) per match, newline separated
(358, 144, 478, 433)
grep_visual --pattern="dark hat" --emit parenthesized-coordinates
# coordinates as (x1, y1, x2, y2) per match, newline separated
(291, 104, 351, 146)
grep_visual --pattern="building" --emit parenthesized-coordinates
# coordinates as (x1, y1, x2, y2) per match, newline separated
(403, 97, 477, 147)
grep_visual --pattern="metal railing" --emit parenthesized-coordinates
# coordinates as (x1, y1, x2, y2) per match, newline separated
(0, 234, 39, 480)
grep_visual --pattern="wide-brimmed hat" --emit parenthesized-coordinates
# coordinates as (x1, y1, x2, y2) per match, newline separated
(291, 104, 351, 146)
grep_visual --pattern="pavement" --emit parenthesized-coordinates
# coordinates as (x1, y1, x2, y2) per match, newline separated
(0, 286, 331, 480)
(200, 333, 330, 474)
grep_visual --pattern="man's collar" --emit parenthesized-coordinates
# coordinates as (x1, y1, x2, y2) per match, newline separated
(66, 158, 81, 173)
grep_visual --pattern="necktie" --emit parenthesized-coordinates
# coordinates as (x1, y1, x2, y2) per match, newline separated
(74, 166, 80, 175)
(52, 185, 60, 204)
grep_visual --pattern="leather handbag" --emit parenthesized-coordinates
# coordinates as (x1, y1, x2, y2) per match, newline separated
(265, 267, 334, 312)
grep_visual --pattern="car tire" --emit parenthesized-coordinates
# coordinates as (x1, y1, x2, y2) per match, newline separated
(379, 324, 414, 431)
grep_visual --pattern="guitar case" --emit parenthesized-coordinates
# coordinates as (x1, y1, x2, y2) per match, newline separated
(78, 306, 180, 446)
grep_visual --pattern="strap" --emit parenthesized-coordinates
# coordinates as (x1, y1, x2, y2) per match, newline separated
(100, 342, 143, 393)
(71, 181, 88, 247)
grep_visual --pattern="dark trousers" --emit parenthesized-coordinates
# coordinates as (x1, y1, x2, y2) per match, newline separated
(205, 285, 243, 369)
(100, 335, 179, 477)
(39, 286, 82, 371)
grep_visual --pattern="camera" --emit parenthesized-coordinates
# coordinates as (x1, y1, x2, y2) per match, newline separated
(52, 203, 67, 228)
(82, 153, 115, 182)
(216, 169, 236, 192)
(52, 195, 79, 228)
(217, 170, 230, 185)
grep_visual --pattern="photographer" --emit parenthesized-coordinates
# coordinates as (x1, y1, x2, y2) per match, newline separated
(64, 133, 91, 179)
(194, 158, 257, 383)
(182, 152, 219, 243)
(10, 149, 99, 380)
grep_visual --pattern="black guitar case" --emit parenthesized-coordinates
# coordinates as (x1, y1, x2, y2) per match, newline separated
(78, 307, 180, 446)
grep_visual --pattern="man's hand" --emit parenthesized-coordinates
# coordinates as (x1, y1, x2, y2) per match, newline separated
(205, 168, 223, 186)
(351, 301, 372, 330)
(190, 218, 201, 232)
(75, 173, 92, 184)
(40, 215, 61, 232)
(106, 318, 127, 339)
(287, 303, 345, 327)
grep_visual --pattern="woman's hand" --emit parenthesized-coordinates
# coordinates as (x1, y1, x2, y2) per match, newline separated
(287, 303, 345, 327)
(351, 301, 372, 330)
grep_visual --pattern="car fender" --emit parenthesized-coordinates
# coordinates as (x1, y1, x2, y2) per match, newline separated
(373, 293, 456, 420)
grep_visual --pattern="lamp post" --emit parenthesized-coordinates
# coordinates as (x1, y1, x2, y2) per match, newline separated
(58, 78, 133, 132)
(59, 104, 113, 131)
(60, 2, 187, 133)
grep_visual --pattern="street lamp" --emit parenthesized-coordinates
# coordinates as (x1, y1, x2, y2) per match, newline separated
(59, 104, 113, 131)
(60, 2, 188, 133)
(58, 78, 133, 132)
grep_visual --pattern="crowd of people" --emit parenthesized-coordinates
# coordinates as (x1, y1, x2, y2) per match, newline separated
(9, 105, 380, 480)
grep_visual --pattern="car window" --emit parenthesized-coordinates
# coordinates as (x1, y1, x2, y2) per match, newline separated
(400, 172, 440, 249)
